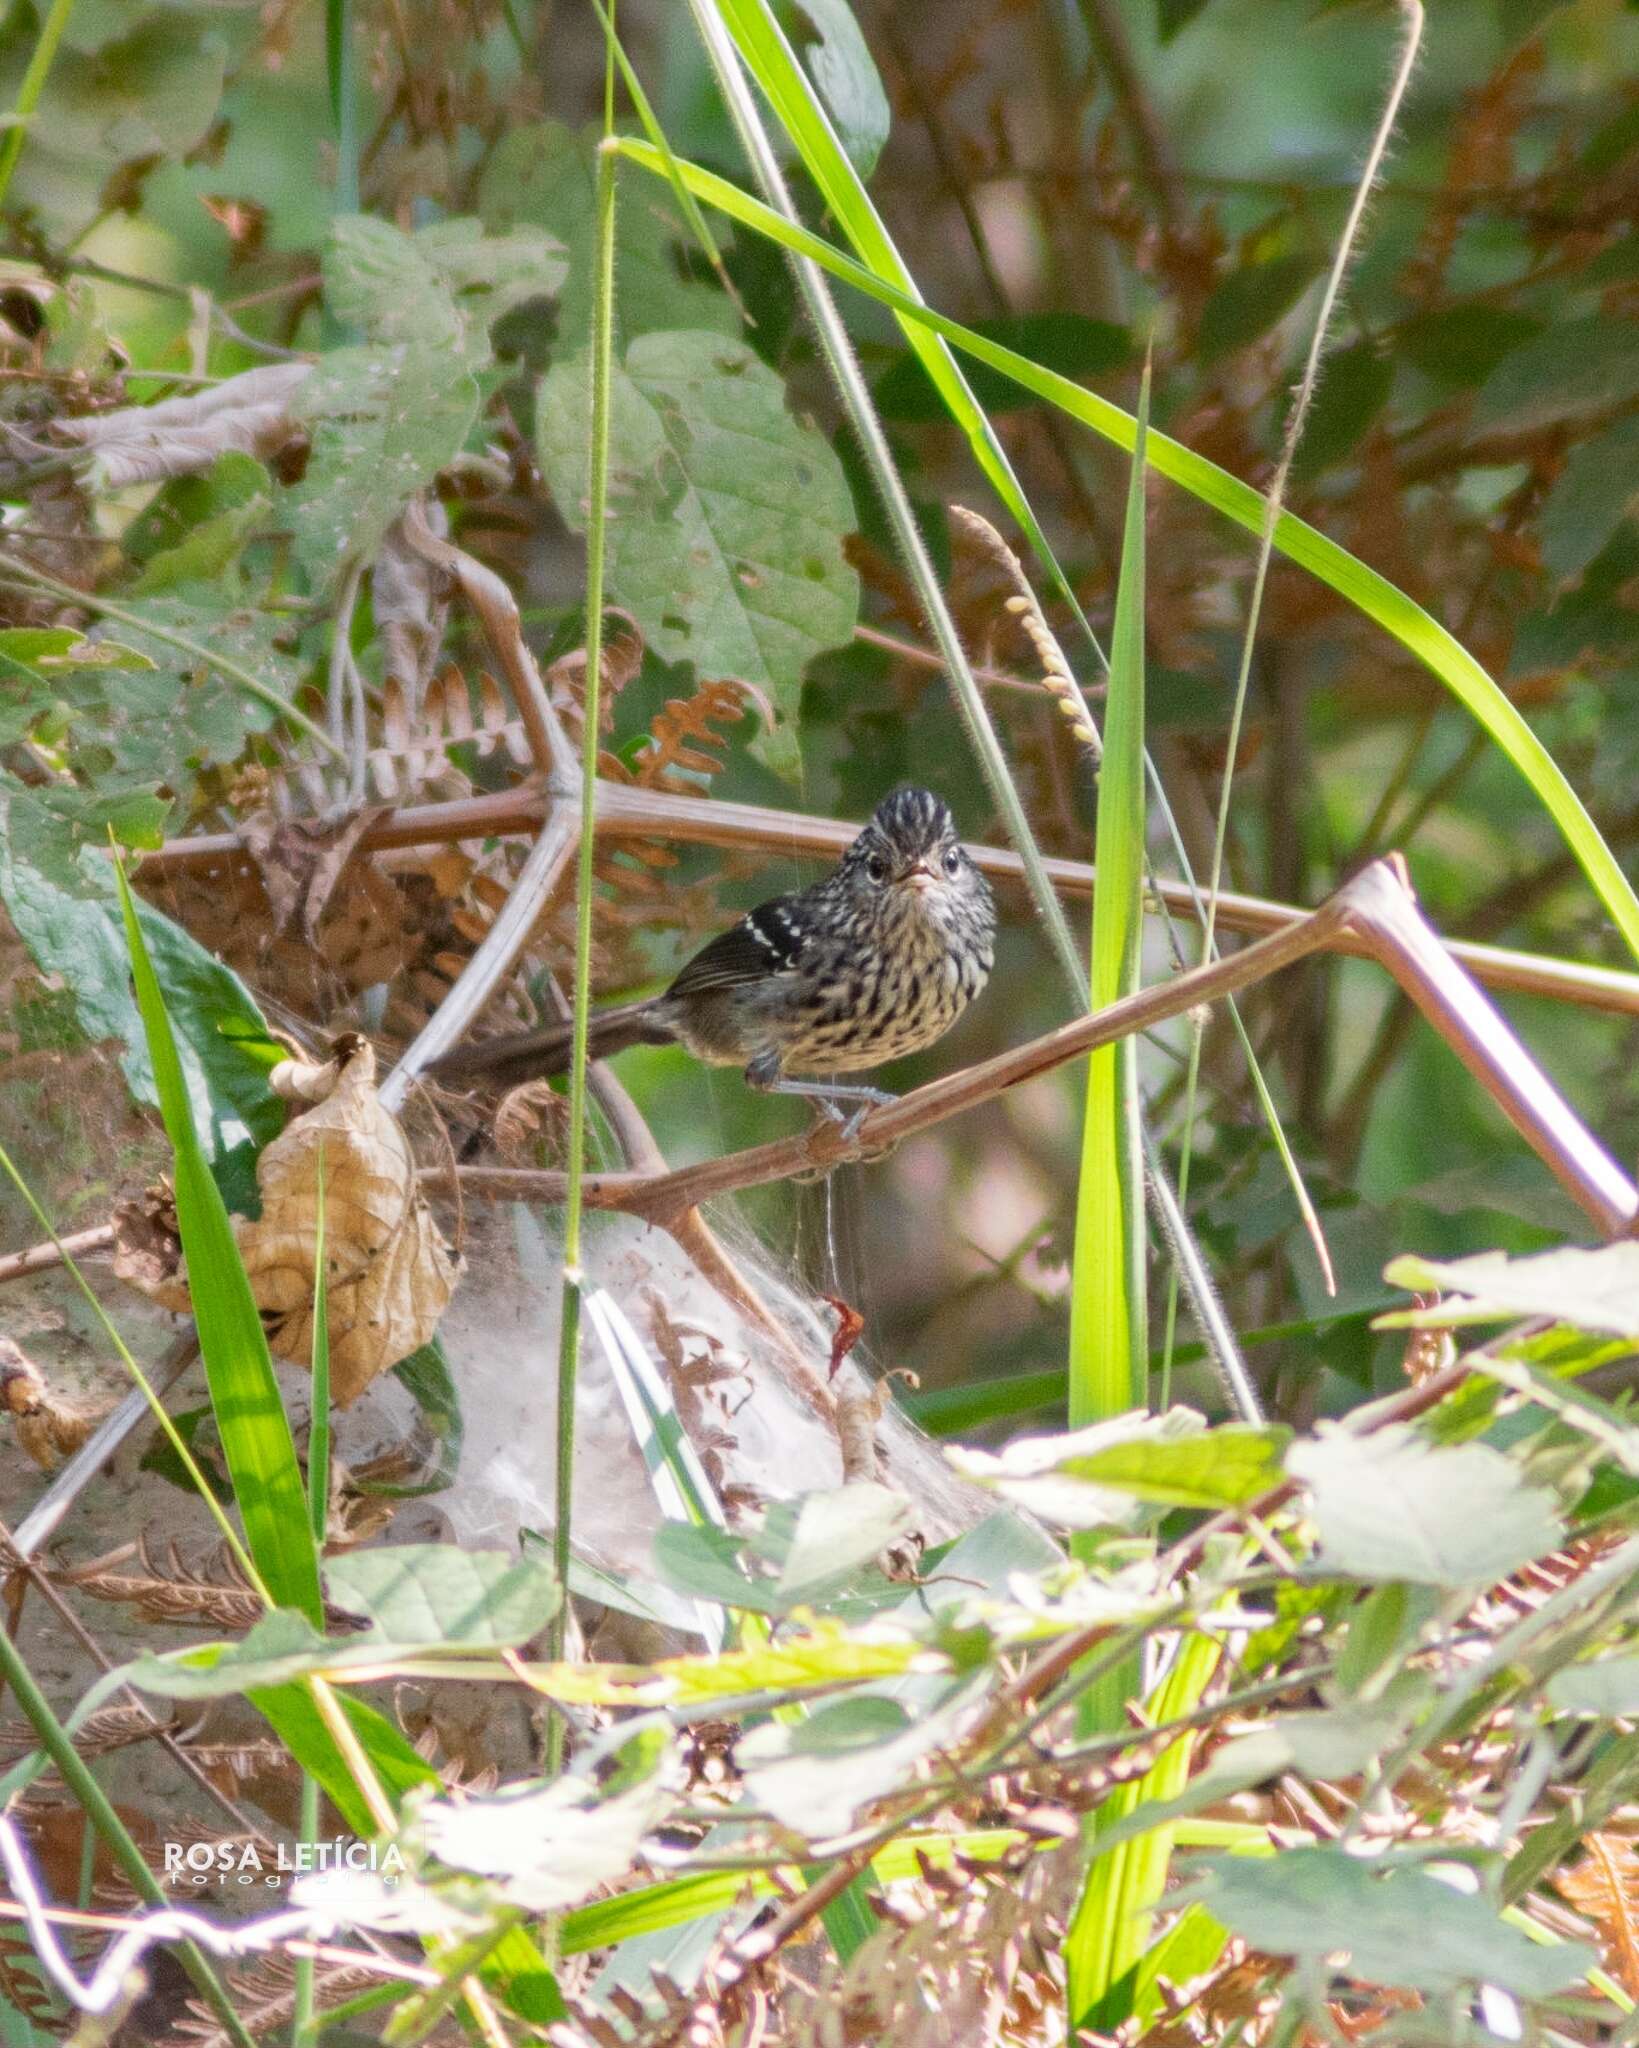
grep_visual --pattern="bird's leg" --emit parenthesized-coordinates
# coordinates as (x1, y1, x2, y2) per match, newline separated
(743, 1054, 897, 1143)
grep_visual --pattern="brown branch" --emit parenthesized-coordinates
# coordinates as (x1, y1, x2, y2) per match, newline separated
(0, 1224, 113, 1288)
(430, 858, 1637, 1243)
(141, 781, 1639, 1021)
(398, 499, 571, 784)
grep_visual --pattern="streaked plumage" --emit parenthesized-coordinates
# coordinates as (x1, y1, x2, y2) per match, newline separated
(431, 787, 996, 1112)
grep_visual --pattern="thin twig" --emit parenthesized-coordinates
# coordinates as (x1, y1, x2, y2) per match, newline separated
(0, 1223, 114, 1287)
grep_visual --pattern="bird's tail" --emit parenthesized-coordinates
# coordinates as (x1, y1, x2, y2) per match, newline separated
(428, 999, 674, 1091)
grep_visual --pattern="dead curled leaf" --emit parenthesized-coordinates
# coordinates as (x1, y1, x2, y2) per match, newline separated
(116, 1037, 461, 1407)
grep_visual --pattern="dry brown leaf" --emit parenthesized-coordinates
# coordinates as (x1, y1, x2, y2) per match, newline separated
(0, 1334, 110, 1468)
(116, 1037, 460, 1405)
(238, 802, 388, 941)
(238, 1035, 461, 1403)
(111, 1183, 188, 1309)
(47, 361, 311, 489)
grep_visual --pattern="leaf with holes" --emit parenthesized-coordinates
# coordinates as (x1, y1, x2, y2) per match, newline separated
(537, 331, 859, 780)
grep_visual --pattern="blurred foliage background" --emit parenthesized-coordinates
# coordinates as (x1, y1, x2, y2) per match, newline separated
(4, 0, 1639, 1435)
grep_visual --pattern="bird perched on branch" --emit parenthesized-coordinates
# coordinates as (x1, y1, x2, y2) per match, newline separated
(430, 787, 996, 1129)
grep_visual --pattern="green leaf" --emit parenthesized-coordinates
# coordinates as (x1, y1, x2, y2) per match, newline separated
(1197, 254, 1318, 362)
(950, 1410, 1286, 1526)
(0, 12, 225, 234)
(419, 1728, 678, 1913)
(250, 1685, 438, 1839)
(1181, 1846, 1593, 1997)
(115, 861, 323, 1622)
(323, 1545, 560, 1648)
(1395, 305, 1542, 389)
(127, 1610, 333, 1698)
(1054, 1421, 1290, 1510)
(1474, 313, 1639, 433)
(783, 0, 889, 177)
(653, 1485, 911, 1614)
(1287, 1423, 1564, 1586)
(129, 454, 272, 596)
(705, 0, 1080, 672)
(1383, 1242, 1639, 1336)
(1157, 0, 1216, 36)
(872, 313, 1130, 421)
(771, 1484, 914, 1601)
(1069, 1628, 1221, 2031)
(0, 828, 281, 1169)
(121, 453, 272, 569)
(1548, 1650, 1639, 1715)
(478, 122, 737, 348)
(1539, 416, 1639, 581)
(653, 1520, 776, 1612)
(290, 215, 563, 592)
(609, 140, 1639, 963)
(1069, 364, 1150, 1427)
(290, 342, 476, 594)
(52, 590, 303, 780)
(736, 1684, 981, 1836)
(1288, 340, 1394, 481)
(536, 331, 859, 780)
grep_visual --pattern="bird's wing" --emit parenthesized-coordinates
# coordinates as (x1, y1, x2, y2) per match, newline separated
(666, 893, 811, 999)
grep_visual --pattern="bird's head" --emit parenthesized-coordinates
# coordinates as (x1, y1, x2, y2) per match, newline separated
(840, 787, 993, 934)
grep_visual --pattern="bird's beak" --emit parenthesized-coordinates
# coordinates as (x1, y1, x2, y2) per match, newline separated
(899, 861, 939, 895)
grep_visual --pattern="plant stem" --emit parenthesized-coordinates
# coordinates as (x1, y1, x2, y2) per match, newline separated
(545, 99, 620, 1760)
(0, 0, 76, 213)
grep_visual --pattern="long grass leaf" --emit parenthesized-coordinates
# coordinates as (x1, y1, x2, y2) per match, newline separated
(609, 141, 1639, 963)
(1067, 1629, 1222, 2031)
(1070, 366, 1151, 1429)
(114, 858, 323, 1623)
(708, 0, 1094, 652)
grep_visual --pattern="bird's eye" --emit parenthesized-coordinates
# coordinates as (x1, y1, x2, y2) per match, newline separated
(943, 846, 962, 877)
(865, 853, 887, 884)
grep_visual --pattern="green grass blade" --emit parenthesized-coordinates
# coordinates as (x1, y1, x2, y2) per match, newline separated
(1067, 1629, 1221, 2032)
(610, 140, 1639, 963)
(326, 0, 359, 217)
(308, 1159, 331, 1546)
(0, 1624, 256, 2048)
(707, 0, 1094, 651)
(1070, 365, 1151, 1429)
(0, 0, 77, 214)
(114, 856, 324, 1623)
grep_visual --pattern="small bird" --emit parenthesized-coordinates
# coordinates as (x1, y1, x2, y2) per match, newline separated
(431, 787, 996, 1127)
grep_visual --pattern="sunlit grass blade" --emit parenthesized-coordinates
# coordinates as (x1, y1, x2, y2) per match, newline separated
(707, 0, 1093, 648)
(113, 856, 323, 1624)
(1067, 1629, 1221, 2032)
(1070, 364, 1152, 1428)
(294, 1164, 330, 2048)
(609, 140, 1639, 964)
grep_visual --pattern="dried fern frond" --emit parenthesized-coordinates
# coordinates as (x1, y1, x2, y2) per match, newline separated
(51, 1535, 262, 1631)
(166, 1956, 384, 2048)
